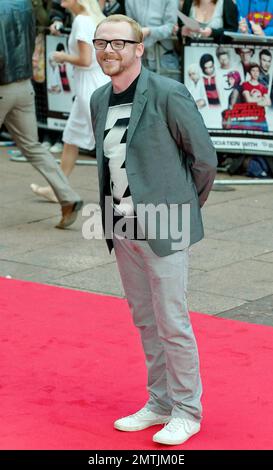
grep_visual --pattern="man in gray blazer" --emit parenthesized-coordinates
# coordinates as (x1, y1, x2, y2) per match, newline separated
(91, 14, 217, 446)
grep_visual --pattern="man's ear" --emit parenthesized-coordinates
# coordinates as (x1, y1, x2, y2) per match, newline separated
(136, 43, 145, 58)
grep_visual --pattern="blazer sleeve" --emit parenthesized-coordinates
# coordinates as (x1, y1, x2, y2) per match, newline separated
(90, 89, 99, 134)
(166, 83, 217, 207)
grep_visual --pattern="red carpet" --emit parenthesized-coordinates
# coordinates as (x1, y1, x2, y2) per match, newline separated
(0, 277, 272, 450)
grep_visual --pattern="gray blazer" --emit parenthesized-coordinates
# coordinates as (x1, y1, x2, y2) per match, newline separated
(90, 67, 217, 256)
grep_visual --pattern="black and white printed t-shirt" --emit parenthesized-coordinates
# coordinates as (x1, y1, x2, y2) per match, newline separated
(103, 75, 139, 217)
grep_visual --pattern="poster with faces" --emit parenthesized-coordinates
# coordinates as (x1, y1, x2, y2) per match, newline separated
(46, 35, 76, 130)
(183, 43, 273, 139)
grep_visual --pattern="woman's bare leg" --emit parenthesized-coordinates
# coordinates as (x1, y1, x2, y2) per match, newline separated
(60, 143, 79, 177)
(31, 143, 79, 202)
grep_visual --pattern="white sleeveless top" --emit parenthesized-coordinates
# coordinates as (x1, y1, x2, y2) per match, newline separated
(190, 0, 224, 29)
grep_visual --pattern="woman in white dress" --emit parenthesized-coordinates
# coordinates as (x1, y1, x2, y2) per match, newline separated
(31, 0, 109, 202)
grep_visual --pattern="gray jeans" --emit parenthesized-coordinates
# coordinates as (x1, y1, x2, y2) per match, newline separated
(0, 79, 80, 205)
(113, 236, 202, 423)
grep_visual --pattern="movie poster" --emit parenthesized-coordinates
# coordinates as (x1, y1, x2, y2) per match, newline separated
(45, 35, 75, 130)
(183, 43, 273, 154)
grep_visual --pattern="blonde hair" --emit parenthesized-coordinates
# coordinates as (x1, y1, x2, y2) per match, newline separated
(95, 14, 144, 42)
(77, 0, 105, 25)
(188, 63, 200, 76)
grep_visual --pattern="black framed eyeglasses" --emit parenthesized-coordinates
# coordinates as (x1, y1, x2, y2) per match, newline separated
(93, 39, 140, 51)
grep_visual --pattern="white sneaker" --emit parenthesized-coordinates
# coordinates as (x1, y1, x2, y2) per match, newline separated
(153, 417, 200, 445)
(114, 406, 170, 432)
(41, 140, 52, 150)
(50, 142, 63, 153)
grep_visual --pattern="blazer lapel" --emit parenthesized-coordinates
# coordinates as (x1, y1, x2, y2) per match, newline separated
(95, 83, 112, 164)
(126, 67, 149, 148)
(93, 84, 112, 203)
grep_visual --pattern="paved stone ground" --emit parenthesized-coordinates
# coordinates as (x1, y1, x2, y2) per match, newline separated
(0, 145, 273, 326)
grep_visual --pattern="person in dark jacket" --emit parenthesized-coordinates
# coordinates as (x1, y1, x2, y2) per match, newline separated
(179, 0, 238, 42)
(30, 1, 71, 33)
(49, 0, 72, 34)
(0, 0, 82, 228)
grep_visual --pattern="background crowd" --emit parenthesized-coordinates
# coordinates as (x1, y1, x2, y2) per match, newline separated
(1, 0, 273, 184)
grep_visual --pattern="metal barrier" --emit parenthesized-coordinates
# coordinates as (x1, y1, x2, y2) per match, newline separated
(3, 33, 272, 182)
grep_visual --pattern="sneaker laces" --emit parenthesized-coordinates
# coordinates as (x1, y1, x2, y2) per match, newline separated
(164, 417, 185, 433)
(133, 407, 152, 418)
